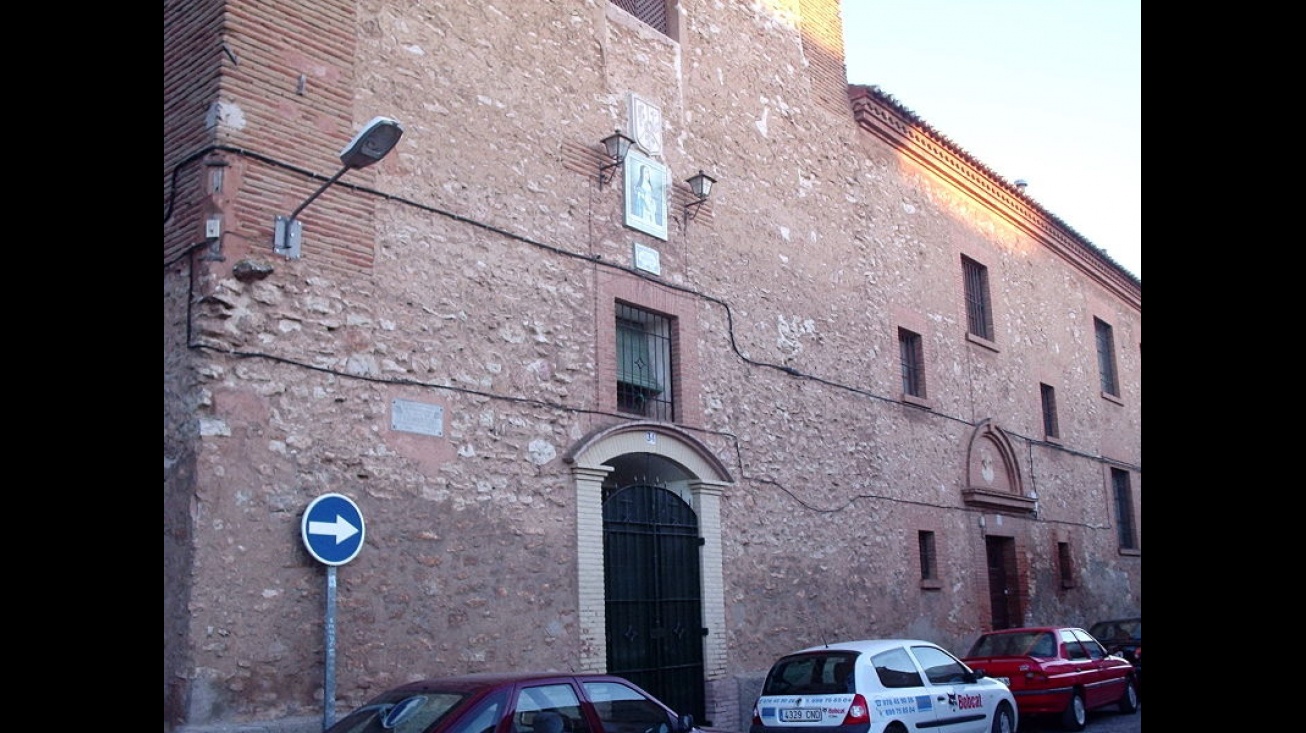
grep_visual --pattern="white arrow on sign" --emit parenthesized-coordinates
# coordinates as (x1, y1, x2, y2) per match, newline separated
(308, 514, 360, 544)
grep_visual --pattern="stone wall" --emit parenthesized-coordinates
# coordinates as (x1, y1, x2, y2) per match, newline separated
(164, 2, 1140, 731)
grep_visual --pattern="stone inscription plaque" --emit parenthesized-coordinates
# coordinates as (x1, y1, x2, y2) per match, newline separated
(391, 398, 444, 437)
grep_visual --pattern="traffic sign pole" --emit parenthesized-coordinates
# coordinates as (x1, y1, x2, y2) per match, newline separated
(324, 566, 337, 731)
(302, 494, 365, 731)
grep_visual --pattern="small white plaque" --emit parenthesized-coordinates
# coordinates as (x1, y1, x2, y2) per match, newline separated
(391, 399, 444, 437)
(633, 243, 661, 274)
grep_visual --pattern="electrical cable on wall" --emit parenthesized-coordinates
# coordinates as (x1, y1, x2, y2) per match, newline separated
(165, 145, 1138, 528)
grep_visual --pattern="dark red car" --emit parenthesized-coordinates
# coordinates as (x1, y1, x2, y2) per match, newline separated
(961, 626, 1138, 731)
(324, 672, 702, 733)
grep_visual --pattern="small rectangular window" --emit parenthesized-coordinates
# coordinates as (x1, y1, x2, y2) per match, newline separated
(899, 328, 927, 399)
(962, 256, 994, 341)
(616, 302, 675, 421)
(1095, 317, 1120, 396)
(1057, 542, 1075, 588)
(1040, 383, 1060, 439)
(1111, 468, 1137, 550)
(610, 0, 672, 36)
(918, 531, 937, 581)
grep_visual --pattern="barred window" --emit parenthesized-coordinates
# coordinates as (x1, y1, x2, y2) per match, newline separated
(1095, 317, 1120, 396)
(899, 328, 926, 398)
(962, 256, 994, 341)
(610, 0, 672, 36)
(918, 531, 937, 581)
(616, 302, 674, 421)
(1111, 468, 1137, 550)
(1040, 383, 1060, 439)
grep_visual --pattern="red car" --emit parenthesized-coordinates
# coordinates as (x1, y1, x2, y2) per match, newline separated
(324, 672, 704, 733)
(961, 626, 1138, 731)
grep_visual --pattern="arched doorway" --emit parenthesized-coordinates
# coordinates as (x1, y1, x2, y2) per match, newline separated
(564, 422, 733, 727)
(603, 475, 704, 722)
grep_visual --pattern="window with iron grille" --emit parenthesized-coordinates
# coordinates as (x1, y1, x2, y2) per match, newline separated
(1040, 383, 1060, 439)
(1095, 317, 1120, 396)
(616, 302, 674, 421)
(610, 0, 671, 36)
(1057, 541, 1075, 588)
(961, 255, 994, 341)
(918, 531, 937, 581)
(1111, 468, 1137, 550)
(899, 328, 926, 398)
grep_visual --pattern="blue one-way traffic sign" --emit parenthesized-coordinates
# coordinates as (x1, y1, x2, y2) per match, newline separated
(301, 493, 365, 566)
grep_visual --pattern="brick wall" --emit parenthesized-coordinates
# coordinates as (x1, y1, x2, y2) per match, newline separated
(164, 2, 1140, 731)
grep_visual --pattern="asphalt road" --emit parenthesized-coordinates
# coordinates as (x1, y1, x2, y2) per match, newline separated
(1019, 706, 1140, 733)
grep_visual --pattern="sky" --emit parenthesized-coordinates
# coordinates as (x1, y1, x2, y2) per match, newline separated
(840, 1, 1141, 280)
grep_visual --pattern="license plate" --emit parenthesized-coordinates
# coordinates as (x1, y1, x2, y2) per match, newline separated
(780, 709, 824, 722)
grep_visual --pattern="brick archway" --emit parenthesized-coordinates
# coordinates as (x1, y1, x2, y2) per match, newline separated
(564, 421, 734, 726)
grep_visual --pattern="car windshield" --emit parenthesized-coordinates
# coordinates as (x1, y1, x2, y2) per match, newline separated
(761, 652, 858, 695)
(327, 691, 467, 733)
(968, 631, 1056, 658)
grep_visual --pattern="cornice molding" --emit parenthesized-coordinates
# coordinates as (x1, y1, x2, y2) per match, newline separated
(849, 85, 1140, 312)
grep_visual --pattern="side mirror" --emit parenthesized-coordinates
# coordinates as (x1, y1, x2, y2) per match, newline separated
(676, 714, 695, 732)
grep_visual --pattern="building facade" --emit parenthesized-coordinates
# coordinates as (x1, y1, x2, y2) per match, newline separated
(163, 2, 1141, 732)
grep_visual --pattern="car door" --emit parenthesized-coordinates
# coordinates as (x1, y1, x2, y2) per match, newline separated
(580, 678, 679, 733)
(1056, 629, 1100, 706)
(1070, 628, 1126, 709)
(864, 646, 944, 731)
(510, 682, 587, 733)
(908, 644, 994, 733)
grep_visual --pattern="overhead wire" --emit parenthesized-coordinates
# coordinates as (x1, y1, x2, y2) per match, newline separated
(164, 145, 1138, 527)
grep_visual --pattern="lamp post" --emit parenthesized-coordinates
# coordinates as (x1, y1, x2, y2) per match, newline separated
(682, 170, 717, 225)
(274, 116, 405, 258)
(598, 129, 637, 187)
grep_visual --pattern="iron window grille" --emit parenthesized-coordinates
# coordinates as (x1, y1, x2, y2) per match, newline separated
(1040, 383, 1060, 439)
(918, 531, 937, 581)
(1095, 317, 1120, 396)
(1111, 468, 1137, 550)
(962, 255, 994, 341)
(610, 0, 671, 36)
(899, 328, 926, 398)
(616, 302, 674, 421)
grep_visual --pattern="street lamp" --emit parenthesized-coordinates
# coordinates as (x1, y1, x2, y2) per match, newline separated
(597, 129, 637, 188)
(682, 170, 718, 225)
(274, 116, 405, 258)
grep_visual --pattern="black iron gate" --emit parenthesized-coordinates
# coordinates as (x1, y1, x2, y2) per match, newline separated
(603, 482, 706, 724)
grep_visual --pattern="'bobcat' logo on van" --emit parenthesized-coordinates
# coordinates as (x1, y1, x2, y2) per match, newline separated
(947, 693, 983, 710)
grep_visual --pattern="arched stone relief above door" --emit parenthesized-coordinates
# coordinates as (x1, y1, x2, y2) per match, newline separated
(962, 418, 1036, 514)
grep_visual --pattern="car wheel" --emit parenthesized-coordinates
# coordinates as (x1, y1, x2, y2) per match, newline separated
(1117, 678, 1139, 714)
(990, 702, 1014, 733)
(1059, 690, 1086, 731)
